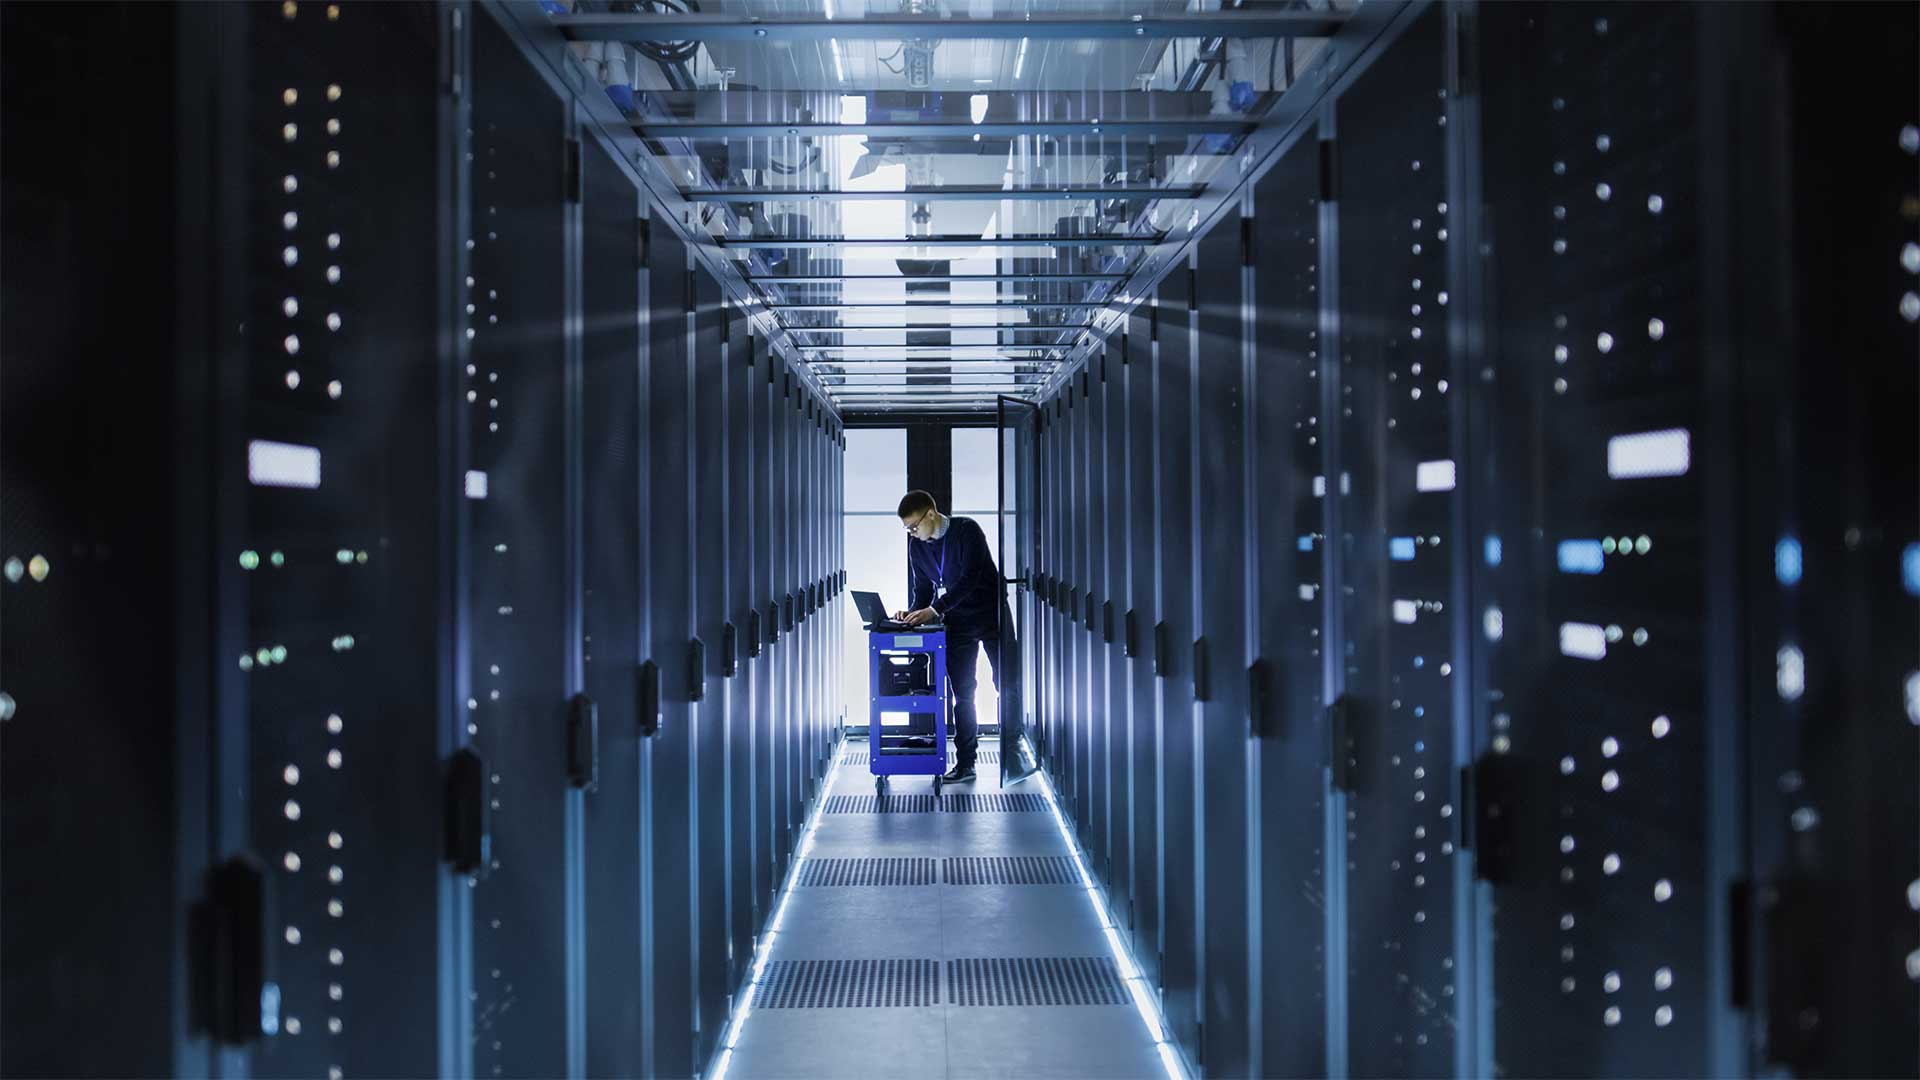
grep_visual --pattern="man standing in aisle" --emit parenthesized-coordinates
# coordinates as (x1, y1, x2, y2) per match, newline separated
(894, 490, 1025, 785)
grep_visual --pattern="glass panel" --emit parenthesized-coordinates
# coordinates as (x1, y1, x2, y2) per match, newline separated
(952, 426, 999, 513)
(843, 427, 906, 511)
(843, 511, 911, 714)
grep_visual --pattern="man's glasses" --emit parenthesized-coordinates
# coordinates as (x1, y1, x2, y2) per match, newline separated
(903, 511, 930, 534)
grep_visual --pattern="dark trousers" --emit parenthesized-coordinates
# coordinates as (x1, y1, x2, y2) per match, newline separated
(946, 621, 1019, 768)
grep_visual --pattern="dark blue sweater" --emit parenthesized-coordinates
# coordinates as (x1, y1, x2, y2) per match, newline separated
(907, 515, 1001, 632)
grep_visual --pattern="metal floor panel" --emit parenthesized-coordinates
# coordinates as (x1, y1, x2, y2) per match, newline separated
(727, 739, 1164, 1079)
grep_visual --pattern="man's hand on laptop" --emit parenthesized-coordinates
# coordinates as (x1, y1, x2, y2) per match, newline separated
(903, 607, 938, 627)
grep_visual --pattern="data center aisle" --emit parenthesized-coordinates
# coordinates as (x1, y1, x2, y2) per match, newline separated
(725, 737, 1166, 1080)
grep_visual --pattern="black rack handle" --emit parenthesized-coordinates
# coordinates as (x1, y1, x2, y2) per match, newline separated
(1154, 621, 1169, 678)
(1247, 658, 1273, 738)
(747, 610, 762, 658)
(191, 854, 268, 1045)
(1192, 637, 1211, 702)
(567, 693, 598, 791)
(688, 637, 707, 702)
(446, 748, 491, 870)
(1328, 694, 1354, 792)
(637, 660, 661, 737)
(722, 622, 738, 677)
(1124, 608, 1139, 658)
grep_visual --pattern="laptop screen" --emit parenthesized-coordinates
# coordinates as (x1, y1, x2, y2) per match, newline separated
(851, 590, 891, 625)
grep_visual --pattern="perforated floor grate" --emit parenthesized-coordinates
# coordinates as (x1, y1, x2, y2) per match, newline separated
(944, 856, 1079, 885)
(946, 957, 1128, 1007)
(824, 795, 939, 814)
(941, 794, 1050, 813)
(756, 958, 942, 1008)
(842, 750, 870, 765)
(797, 858, 938, 886)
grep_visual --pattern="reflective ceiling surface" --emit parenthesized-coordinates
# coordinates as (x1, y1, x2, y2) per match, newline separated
(552, 0, 1351, 414)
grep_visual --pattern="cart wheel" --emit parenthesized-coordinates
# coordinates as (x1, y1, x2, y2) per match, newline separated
(933, 775, 943, 798)
(875, 776, 888, 796)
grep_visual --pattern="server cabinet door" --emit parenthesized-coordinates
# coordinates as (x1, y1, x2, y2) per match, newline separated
(1, 5, 200, 1073)
(996, 394, 1039, 784)
(1473, 4, 1758, 1073)
(1086, 359, 1112, 879)
(1102, 347, 1133, 898)
(726, 314, 757, 996)
(247, 7, 452, 1075)
(691, 265, 729, 1065)
(1248, 128, 1331, 1079)
(773, 375, 796, 873)
(754, 350, 780, 917)
(579, 130, 648, 1080)
(643, 224, 698, 1079)
(1154, 265, 1202, 1054)
(1126, 310, 1161, 982)
(467, 14, 576, 1075)
(1194, 210, 1252, 1077)
(1748, 8, 1919, 1071)
(1332, 8, 1462, 1074)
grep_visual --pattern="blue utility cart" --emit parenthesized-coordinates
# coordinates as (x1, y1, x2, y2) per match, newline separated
(867, 629, 949, 796)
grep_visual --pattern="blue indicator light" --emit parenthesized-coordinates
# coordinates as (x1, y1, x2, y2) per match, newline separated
(1775, 537, 1803, 586)
(1390, 537, 1416, 561)
(1298, 535, 1314, 552)
(1558, 539, 1605, 575)
(1485, 536, 1503, 567)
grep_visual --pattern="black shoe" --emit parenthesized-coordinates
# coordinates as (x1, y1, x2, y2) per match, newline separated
(942, 763, 977, 784)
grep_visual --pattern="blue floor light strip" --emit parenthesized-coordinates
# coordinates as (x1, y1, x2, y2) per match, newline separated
(1029, 747, 1188, 1080)
(707, 739, 851, 1080)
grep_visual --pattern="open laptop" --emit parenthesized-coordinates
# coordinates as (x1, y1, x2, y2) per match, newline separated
(851, 590, 942, 632)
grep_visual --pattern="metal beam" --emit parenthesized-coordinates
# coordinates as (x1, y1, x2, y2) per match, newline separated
(782, 327, 1089, 337)
(771, 302, 1109, 312)
(637, 121, 1250, 139)
(719, 234, 1161, 249)
(830, 389, 1036, 398)
(552, 11, 1349, 42)
(802, 361, 1059, 368)
(689, 186, 1206, 204)
(783, 340, 1082, 349)
(749, 273, 1127, 284)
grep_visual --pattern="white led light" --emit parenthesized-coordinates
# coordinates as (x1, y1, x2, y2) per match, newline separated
(1394, 600, 1419, 624)
(1416, 459, 1457, 492)
(248, 439, 322, 489)
(1559, 622, 1607, 660)
(1777, 646, 1805, 701)
(1607, 429, 1691, 479)
(465, 470, 489, 499)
